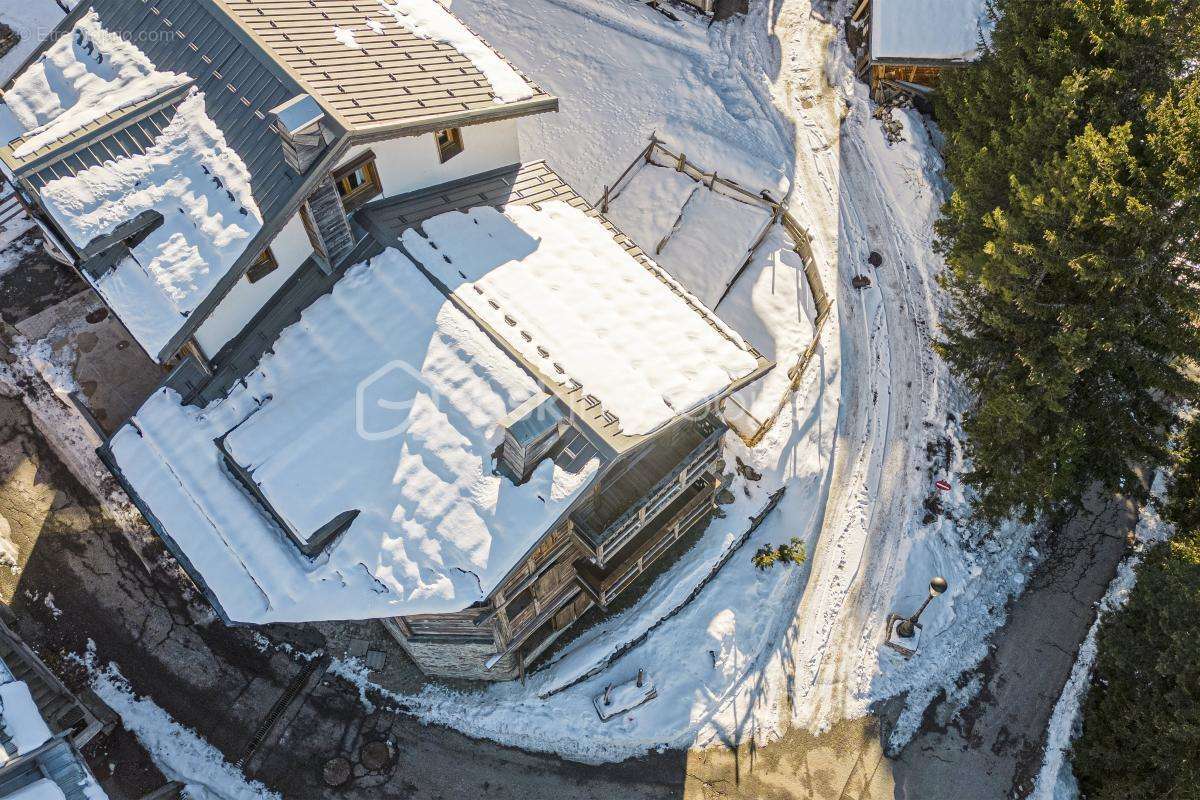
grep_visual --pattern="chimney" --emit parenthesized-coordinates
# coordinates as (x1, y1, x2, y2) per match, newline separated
(269, 94, 329, 174)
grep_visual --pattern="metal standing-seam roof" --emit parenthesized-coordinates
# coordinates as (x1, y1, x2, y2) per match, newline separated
(77, 0, 312, 222)
(0, 0, 324, 245)
(220, 0, 557, 135)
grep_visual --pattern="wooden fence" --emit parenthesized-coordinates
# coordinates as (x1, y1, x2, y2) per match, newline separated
(599, 136, 833, 447)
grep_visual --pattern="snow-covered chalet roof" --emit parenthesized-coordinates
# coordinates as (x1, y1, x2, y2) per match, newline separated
(402, 200, 762, 437)
(0, 0, 313, 362)
(36, 90, 263, 358)
(107, 247, 600, 624)
(871, 0, 992, 63)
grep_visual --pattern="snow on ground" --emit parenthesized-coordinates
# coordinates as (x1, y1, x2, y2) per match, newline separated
(655, 185, 772, 307)
(1029, 471, 1175, 800)
(404, 201, 760, 435)
(0, 8, 188, 157)
(604, 163, 698, 256)
(37, 89, 262, 358)
(0, 1, 66, 86)
(110, 247, 599, 623)
(81, 648, 278, 800)
(316, 0, 1038, 761)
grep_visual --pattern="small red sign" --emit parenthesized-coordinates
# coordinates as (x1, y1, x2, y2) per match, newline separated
(934, 480, 951, 492)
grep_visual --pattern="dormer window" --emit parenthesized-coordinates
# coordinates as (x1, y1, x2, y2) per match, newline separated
(332, 151, 383, 210)
(246, 247, 279, 283)
(435, 128, 464, 163)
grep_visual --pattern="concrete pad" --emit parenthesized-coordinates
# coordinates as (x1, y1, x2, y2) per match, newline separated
(14, 290, 163, 434)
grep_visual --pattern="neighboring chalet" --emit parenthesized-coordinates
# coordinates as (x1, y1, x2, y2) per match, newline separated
(0, 1, 772, 681)
(0, 620, 108, 799)
(853, 0, 991, 101)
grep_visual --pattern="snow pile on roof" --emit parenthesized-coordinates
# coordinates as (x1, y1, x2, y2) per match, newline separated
(402, 201, 760, 435)
(109, 248, 598, 623)
(38, 90, 262, 358)
(0, 681, 51, 763)
(381, 0, 534, 103)
(871, 0, 992, 62)
(5, 779, 67, 800)
(0, 8, 189, 157)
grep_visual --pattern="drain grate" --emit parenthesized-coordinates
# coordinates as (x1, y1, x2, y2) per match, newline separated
(238, 652, 326, 766)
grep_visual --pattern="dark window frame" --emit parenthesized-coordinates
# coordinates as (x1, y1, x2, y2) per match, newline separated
(434, 128, 464, 163)
(246, 247, 279, 283)
(332, 150, 383, 210)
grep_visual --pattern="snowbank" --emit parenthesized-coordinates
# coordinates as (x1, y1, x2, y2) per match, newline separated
(381, 0, 533, 103)
(87, 656, 278, 800)
(870, 0, 991, 62)
(0, 8, 188, 157)
(110, 247, 598, 623)
(402, 201, 760, 435)
(38, 90, 262, 358)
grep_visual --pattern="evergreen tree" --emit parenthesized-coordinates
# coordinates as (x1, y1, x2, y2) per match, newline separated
(935, 0, 1200, 522)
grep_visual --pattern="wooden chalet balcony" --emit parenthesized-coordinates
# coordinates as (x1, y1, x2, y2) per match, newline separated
(574, 425, 724, 567)
(500, 576, 581, 653)
(575, 475, 715, 608)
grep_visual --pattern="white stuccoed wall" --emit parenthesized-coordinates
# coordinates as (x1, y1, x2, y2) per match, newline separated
(192, 118, 522, 359)
(193, 211, 313, 358)
(344, 117, 521, 198)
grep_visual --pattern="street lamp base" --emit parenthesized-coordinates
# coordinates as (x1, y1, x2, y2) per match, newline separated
(896, 619, 917, 639)
(883, 614, 922, 658)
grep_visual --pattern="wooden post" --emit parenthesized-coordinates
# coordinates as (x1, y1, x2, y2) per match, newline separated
(601, 185, 610, 214)
(636, 669, 644, 688)
(677, 151, 686, 172)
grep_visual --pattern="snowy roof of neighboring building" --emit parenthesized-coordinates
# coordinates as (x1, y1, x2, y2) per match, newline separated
(870, 0, 992, 63)
(1, 0, 306, 219)
(0, 682, 52, 765)
(0, 664, 106, 800)
(106, 246, 600, 624)
(222, 0, 557, 133)
(35, 90, 264, 359)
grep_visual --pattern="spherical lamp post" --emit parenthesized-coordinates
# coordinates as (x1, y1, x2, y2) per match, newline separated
(897, 577, 948, 639)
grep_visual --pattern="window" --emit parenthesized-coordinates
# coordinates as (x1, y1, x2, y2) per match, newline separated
(434, 128, 464, 163)
(246, 247, 279, 283)
(331, 151, 382, 210)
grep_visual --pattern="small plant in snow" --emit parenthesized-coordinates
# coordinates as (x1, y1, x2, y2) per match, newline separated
(752, 537, 806, 570)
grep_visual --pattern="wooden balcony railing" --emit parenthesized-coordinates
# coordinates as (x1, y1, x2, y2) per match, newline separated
(593, 428, 723, 565)
(600, 482, 715, 605)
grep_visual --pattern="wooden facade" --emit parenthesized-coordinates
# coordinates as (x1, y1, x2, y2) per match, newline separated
(388, 417, 726, 681)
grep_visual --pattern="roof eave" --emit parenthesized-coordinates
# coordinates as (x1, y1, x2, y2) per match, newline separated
(96, 434, 238, 627)
(347, 95, 560, 144)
